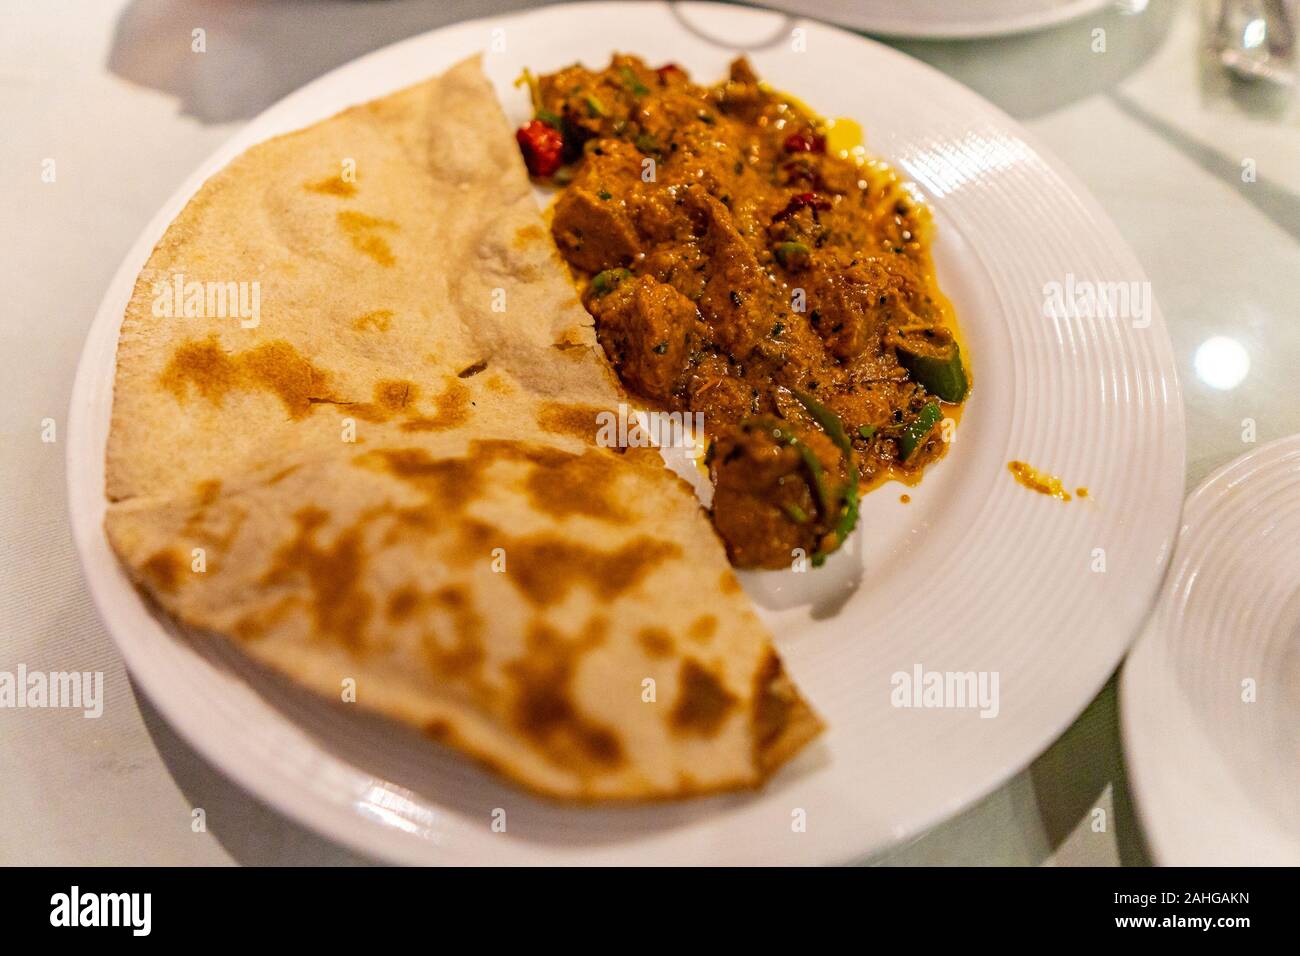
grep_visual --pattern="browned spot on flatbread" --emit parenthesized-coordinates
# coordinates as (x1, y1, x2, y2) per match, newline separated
(141, 548, 184, 593)
(507, 618, 623, 771)
(337, 210, 397, 267)
(348, 379, 418, 423)
(455, 518, 495, 552)
(360, 440, 578, 514)
(261, 507, 371, 649)
(536, 401, 610, 445)
(305, 175, 357, 198)
(384, 583, 484, 679)
(194, 479, 222, 507)
(377, 378, 416, 408)
(638, 627, 674, 659)
(358, 448, 481, 514)
(688, 614, 717, 644)
(504, 533, 680, 607)
(719, 571, 743, 594)
(158, 337, 240, 405)
(352, 309, 393, 332)
(457, 359, 488, 378)
(160, 336, 331, 419)
(422, 585, 485, 678)
(671, 659, 737, 736)
(753, 650, 792, 752)
(475, 439, 573, 470)
(752, 649, 811, 772)
(484, 372, 513, 395)
(401, 378, 470, 432)
(387, 584, 421, 622)
(178, 478, 244, 556)
(523, 450, 630, 522)
(241, 341, 330, 418)
(359, 441, 673, 604)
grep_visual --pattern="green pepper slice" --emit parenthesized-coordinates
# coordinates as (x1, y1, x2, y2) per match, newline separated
(789, 388, 852, 456)
(899, 401, 943, 461)
(589, 268, 632, 297)
(789, 389, 860, 565)
(795, 441, 837, 517)
(782, 502, 810, 524)
(619, 66, 649, 96)
(771, 424, 838, 519)
(822, 478, 860, 567)
(774, 241, 811, 271)
(891, 327, 968, 402)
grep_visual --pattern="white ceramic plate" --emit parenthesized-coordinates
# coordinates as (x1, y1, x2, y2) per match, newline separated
(759, 0, 1114, 39)
(1122, 436, 1300, 866)
(68, 1, 1183, 865)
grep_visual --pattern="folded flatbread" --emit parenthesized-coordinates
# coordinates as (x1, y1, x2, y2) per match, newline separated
(104, 56, 821, 799)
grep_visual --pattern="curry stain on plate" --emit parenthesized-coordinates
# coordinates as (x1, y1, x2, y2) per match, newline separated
(1008, 461, 1088, 502)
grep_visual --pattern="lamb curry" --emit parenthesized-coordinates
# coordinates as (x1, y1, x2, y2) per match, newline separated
(516, 56, 969, 568)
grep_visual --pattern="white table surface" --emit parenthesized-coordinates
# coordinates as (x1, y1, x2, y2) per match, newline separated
(2, 0, 1296, 866)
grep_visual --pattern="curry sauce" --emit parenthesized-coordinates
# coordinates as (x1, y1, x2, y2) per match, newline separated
(518, 56, 969, 568)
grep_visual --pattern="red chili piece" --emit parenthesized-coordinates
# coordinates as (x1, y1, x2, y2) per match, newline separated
(516, 120, 564, 177)
(773, 191, 832, 222)
(782, 132, 826, 154)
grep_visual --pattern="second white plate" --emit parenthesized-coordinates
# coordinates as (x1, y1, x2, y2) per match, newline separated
(760, 0, 1114, 39)
(1122, 435, 1300, 866)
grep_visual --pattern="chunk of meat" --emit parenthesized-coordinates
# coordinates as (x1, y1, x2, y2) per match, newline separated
(685, 188, 772, 359)
(685, 353, 754, 422)
(808, 258, 922, 362)
(767, 192, 831, 256)
(715, 58, 766, 124)
(552, 184, 641, 273)
(589, 276, 698, 403)
(709, 420, 843, 569)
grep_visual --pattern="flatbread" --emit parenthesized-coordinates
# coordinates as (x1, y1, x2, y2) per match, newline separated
(104, 56, 821, 799)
